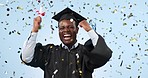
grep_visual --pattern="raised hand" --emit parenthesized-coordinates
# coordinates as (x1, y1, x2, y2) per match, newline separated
(32, 16, 42, 32)
(79, 20, 92, 32)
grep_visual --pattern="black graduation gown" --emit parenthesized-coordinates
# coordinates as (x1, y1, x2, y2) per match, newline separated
(21, 35, 112, 78)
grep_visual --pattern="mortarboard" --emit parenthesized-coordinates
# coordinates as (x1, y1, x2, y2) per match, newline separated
(52, 7, 87, 24)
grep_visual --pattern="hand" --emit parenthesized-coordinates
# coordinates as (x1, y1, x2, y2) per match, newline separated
(32, 16, 42, 32)
(79, 20, 92, 32)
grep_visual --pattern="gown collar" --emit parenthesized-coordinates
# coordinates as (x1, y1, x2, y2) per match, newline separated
(61, 42, 79, 51)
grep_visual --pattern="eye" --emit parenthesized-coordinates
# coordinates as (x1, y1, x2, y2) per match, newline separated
(59, 26, 65, 30)
(69, 26, 75, 29)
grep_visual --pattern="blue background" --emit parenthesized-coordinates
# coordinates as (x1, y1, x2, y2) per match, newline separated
(0, 0, 148, 78)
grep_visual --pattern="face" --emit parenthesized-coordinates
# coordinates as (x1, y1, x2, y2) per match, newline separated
(58, 20, 79, 47)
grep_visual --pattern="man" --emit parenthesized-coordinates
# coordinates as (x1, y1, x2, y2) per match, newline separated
(21, 7, 112, 78)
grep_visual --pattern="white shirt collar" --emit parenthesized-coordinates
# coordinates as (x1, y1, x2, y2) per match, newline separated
(61, 42, 79, 50)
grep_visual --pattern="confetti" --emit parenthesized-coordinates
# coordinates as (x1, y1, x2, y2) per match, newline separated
(28, 9, 33, 12)
(96, 4, 101, 7)
(17, 31, 21, 35)
(0, 0, 147, 78)
(123, 22, 127, 26)
(120, 60, 123, 67)
(5, 61, 8, 63)
(13, 71, 15, 76)
(7, 8, 10, 11)
(4, 71, 8, 74)
(89, 19, 96, 31)
(127, 13, 133, 18)
(76, 53, 79, 59)
(130, 37, 138, 42)
(17, 6, 23, 10)
(53, 69, 58, 74)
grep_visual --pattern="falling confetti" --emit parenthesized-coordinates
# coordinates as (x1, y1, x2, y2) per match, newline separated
(96, 4, 101, 7)
(123, 22, 127, 26)
(5, 61, 8, 63)
(127, 13, 134, 19)
(130, 37, 138, 42)
(0, 0, 148, 78)
(37, 0, 41, 3)
(17, 6, 23, 10)
(89, 19, 96, 31)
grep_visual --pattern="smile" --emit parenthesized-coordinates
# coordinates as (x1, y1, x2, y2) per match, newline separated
(63, 34, 71, 40)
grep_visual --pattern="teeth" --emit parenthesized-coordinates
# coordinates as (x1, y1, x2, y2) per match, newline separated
(64, 34, 71, 37)
(64, 37, 71, 40)
(64, 34, 71, 40)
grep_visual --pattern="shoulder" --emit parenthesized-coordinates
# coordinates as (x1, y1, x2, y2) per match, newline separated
(35, 43, 60, 50)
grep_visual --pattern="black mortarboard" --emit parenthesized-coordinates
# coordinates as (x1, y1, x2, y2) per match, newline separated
(52, 7, 87, 24)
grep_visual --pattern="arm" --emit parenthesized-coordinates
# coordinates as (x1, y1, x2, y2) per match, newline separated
(84, 35, 112, 69)
(21, 32, 37, 63)
(79, 20, 98, 46)
(79, 20, 112, 69)
(21, 16, 42, 63)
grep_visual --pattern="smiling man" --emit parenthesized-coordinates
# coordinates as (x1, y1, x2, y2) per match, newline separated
(21, 8, 112, 78)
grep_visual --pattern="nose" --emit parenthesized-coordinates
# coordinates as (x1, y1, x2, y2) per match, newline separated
(63, 27, 70, 32)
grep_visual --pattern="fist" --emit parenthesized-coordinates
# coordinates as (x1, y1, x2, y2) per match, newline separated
(32, 16, 42, 32)
(79, 20, 92, 32)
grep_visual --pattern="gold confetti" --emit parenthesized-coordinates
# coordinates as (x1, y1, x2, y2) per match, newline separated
(130, 38, 138, 42)
(50, 46, 53, 48)
(96, 4, 101, 7)
(17, 6, 23, 10)
(61, 59, 64, 61)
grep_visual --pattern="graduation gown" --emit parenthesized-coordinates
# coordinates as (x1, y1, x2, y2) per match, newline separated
(21, 35, 112, 78)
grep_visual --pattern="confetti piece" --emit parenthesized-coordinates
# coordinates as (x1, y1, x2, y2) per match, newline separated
(9, 47, 11, 50)
(13, 71, 15, 76)
(70, 4, 74, 7)
(70, 18, 74, 22)
(61, 59, 64, 61)
(72, 70, 75, 74)
(123, 22, 127, 26)
(126, 65, 131, 70)
(145, 49, 148, 52)
(127, 13, 133, 18)
(112, 9, 117, 13)
(76, 53, 79, 59)
(120, 60, 123, 67)
(4, 71, 8, 74)
(5, 61, 8, 63)
(28, 9, 33, 12)
(96, 4, 101, 7)
(79, 70, 82, 75)
(89, 19, 96, 31)
(130, 38, 138, 42)
(37, 0, 41, 3)
(7, 14, 9, 16)
(7, 8, 10, 11)
(77, 60, 80, 64)
(17, 6, 23, 10)
(17, 31, 21, 35)
(53, 69, 58, 74)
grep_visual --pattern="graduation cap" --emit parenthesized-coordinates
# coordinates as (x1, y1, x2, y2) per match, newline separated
(52, 7, 87, 25)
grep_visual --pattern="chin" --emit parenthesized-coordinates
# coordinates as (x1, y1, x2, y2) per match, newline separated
(62, 39, 75, 46)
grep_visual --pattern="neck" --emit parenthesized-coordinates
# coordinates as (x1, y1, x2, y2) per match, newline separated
(63, 40, 77, 49)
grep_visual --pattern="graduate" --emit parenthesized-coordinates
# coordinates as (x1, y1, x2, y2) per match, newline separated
(21, 7, 112, 78)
